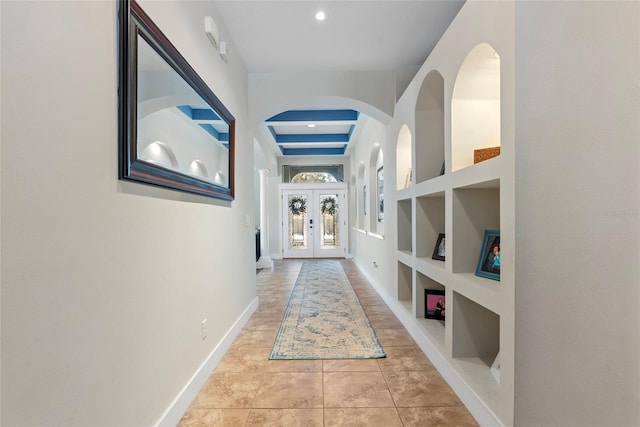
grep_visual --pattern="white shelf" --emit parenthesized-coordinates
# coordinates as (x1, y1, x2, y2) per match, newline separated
(396, 250, 413, 266)
(413, 175, 446, 197)
(395, 186, 413, 200)
(416, 317, 446, 350)
(451, 356, 500, 417)
(450, 273, 501, 315)
(450, 156, 501, 190)
(415, 257, 447, 283)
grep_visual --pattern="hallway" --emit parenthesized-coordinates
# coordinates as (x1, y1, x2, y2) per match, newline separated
(179, 260, 478, 426)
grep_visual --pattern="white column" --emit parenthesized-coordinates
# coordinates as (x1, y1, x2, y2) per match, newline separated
(256, 169, 274, 269)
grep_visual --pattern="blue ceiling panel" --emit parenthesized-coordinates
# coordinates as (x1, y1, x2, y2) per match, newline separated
(266, 109, 359, 156)
(281, 147, 347, 156)
(266, 109, 359, 122)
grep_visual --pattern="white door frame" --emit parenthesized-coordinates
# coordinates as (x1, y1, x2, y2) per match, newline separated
(280, 183, 348, 258)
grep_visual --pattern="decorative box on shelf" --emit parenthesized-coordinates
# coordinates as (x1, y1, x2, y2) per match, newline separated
(474, 146, 501, 164)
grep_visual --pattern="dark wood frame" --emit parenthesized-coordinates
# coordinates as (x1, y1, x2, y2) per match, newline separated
(118, 0, 235, 201)
(424, 289, 445, 320)
(376, 166, 384, 223)
(475, 230, 500, 281)
(432, 233, 445, 261)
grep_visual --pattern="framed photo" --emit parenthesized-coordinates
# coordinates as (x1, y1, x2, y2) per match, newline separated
(432, 233, 445, 261)
(363, 185, 367, 216)
(424, 289, 445, 320)
(377, 166, 384, 223)
(475, 230, 500, 281)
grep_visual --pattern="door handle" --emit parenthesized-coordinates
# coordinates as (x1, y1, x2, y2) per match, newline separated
(309, 218, 313, 229)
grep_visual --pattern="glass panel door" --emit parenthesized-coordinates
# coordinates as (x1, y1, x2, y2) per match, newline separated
(282, 190, 314, 258)
(282, 188, 346, 258)
(314, 190, 346, 258)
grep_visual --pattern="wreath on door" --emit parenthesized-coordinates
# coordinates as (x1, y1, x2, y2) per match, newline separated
(320, 196, 337, 216)
(288, 196, 307, 216)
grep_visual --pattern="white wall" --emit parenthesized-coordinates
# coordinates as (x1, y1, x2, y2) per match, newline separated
(1, 1, 255, 425)
(348, 115, 394, 296)
(514, 1, 640, 425)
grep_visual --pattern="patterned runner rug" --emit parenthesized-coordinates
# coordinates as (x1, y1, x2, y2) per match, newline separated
(270, 260, 386, 360)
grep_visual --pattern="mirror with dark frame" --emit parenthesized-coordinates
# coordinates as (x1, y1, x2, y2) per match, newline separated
(118, 0, 235, 201)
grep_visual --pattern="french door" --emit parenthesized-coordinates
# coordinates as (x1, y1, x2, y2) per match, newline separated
(282, 187, 347, 258)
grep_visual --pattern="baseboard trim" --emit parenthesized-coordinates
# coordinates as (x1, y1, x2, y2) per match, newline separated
(155, 296, 259, 427)
(351, 259, 502, 427)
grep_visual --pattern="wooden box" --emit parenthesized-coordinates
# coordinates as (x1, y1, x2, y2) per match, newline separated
(474, 146, 501, 164)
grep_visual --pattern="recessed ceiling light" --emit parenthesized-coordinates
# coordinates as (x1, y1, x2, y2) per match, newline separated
(315, 11, 326, 21)
(307, 123, 316, 128)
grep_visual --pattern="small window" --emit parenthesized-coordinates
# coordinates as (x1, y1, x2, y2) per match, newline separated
(291, 172, 338, 183)
(282, 165, 344, 183)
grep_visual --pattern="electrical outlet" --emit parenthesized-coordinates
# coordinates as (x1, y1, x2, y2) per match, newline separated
(201, 319, 207, 340)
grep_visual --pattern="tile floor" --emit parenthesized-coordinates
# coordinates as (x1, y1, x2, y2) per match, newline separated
(179, 260, 478, 427)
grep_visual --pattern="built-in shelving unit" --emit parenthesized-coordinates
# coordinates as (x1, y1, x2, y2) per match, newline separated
(394, 39, 511, 425)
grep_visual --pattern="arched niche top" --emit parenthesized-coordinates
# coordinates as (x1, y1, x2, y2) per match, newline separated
(396, 124, 412, 190)
(451, 43, 501, 171)
(453, 43, 501, 101)
(139, 141, 179, 169)
(416, 70, 445, 111)
(188, 160, 209, 178)
(369, 142, 383, 168)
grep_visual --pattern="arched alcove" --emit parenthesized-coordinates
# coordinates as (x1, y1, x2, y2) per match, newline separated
(357, 162, 366, 230)
(369, 143, 384, 233)
(139, 141, 179, 169)
(188, 160, 209, 179)
(415, 70, 445, 182)
(350, 173, 358, 231)
(396, 124, 412, 190)
(452, 43, 501, 171)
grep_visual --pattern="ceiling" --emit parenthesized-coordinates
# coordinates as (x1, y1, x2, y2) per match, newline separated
(212, 1, 465, 156)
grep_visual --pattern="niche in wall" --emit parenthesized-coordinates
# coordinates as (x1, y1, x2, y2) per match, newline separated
(357, 162, 366, 230)
(415, 70, 445, 182)
(451, 43, 501, 172)
(139, 140, 179, 169)
(396, 124, 412, 190)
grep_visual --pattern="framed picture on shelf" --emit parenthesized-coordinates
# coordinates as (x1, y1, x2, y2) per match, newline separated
(377, 166, 384, 223)
(432, 233, 445, 261)
(424, 289, 445, 321)
(475, 230, 500, 281)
